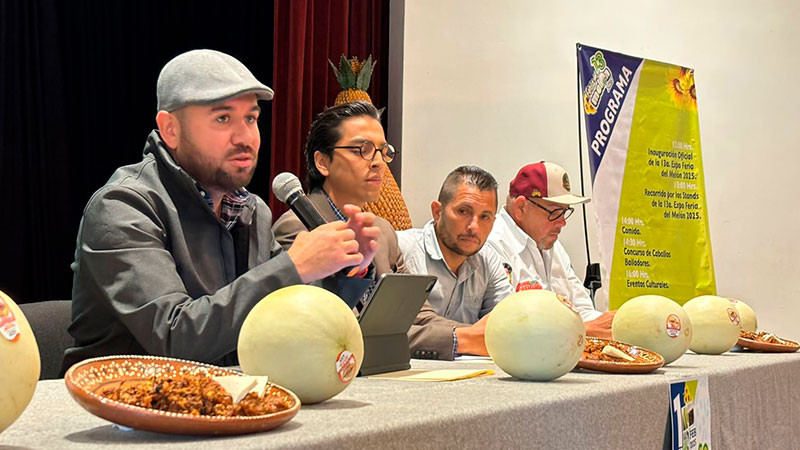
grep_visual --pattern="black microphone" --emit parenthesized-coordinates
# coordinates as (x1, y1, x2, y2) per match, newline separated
(272, 172, 327, 230)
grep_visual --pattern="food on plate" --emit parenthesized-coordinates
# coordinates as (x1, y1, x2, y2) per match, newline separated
(0, 290, 40, 433)
(582, 340, 648, 363)
(739, 330, 797, 346)
(99, 373, 292, 416)
(611, 295, 691, 365)
(485, 289, 585, 381)
(683, 295, 741, 354)
(238, 285, 364, 404)
(578, 337, 664, 374)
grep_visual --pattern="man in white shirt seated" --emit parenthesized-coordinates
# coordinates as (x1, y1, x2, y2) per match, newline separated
(486, 161, 615, 339)
(397, 166, 513, 359)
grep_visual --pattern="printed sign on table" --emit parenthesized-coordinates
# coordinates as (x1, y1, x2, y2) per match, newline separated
(669, 376, 711, 450)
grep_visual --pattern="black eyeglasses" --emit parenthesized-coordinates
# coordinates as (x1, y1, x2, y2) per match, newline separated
(527, 198, 574, 221)
(332, 141, 396, 163)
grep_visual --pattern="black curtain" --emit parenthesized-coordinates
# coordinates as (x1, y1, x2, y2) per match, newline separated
(0, 0, 275, 303)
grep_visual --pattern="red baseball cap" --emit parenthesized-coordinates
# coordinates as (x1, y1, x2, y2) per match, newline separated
(509, 162, 590, 205)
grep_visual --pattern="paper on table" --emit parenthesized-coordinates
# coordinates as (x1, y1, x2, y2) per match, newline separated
(453, 355, 494, 362)
(366, 369, 494, 381)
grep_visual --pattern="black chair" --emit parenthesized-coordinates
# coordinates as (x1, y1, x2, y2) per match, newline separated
(19, 300, 73, 380)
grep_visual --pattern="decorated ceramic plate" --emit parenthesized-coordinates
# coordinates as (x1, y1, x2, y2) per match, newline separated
(577, 337, 664, 374)
(737, 331, 800, 353)
(64, 355, 300, 435)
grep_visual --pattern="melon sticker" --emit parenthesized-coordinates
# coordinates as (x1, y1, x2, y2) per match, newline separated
(557, 294, 580, 314)
(666, 314, 681, 338)
(0, 296, 21, 343)
(515, 280, 543, 292)
(336, 350, 357, 383)
(727, 308, 740, 326)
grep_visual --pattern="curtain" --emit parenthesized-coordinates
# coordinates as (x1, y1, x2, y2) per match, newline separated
(0, 0, 274, 303)
(269, 0, 389, 217)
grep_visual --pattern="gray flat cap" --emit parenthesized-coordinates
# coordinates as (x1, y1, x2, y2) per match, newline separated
(157, 49, 274, 112)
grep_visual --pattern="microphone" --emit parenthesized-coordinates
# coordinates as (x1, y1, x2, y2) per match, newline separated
(272, 172, 328, 230)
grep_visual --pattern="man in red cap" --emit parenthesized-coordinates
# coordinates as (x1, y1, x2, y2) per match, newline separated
(486, 161, 615, 338)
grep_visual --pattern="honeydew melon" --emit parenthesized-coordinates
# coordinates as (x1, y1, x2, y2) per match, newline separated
(728, 298, 757, 333)
(237, 285, 363, 404)
(0, 290, 40, 433)
(485, 290, 584, 381)
(683, 295, 741, 354)
(611, 295, 692, 365)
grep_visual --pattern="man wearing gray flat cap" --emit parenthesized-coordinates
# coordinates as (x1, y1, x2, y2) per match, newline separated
(63, 49, 380, 372)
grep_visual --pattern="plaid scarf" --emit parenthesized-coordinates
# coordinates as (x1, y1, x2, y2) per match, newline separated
(200, 186, 251, 230)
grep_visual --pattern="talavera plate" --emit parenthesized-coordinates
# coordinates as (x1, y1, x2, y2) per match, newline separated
(577, 337, 664, 374)
(64, 355, 300, 435)
(737, 332, 800, 353)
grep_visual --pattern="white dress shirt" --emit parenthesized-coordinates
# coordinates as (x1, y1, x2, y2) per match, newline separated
(486, 208, 602, 321)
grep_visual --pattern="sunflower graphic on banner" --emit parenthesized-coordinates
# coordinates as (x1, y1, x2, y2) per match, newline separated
(577, 44, 715, 309)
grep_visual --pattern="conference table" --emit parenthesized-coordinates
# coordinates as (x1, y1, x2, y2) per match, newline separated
(1, 351, 797, 449)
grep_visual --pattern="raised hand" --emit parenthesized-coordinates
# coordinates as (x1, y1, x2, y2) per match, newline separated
(287, 221, 364, 283)
(584, 310, 616, 340)
(342, 204, 380, 270)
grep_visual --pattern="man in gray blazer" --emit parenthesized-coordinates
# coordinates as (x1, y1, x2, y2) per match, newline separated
(64, 50, 380, 372)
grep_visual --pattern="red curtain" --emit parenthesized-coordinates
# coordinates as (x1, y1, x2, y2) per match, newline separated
(270, 0, 389, 217)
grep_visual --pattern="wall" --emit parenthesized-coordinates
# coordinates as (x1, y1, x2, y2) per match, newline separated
(392, 0, 800, 337)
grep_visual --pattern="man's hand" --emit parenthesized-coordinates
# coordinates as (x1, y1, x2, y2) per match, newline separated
(342, 204, 380, 270)
(287, 221, 364, 283)
(454, 314, 490, 356)
(584, 310, 616, 340)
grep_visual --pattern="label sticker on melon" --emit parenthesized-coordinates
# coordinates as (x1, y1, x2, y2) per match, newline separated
(0, 296, 21, 343)
(727, 308, 740, 326)
(336, 350, 357, 383)
(515, 280, 543, 292)
(666, 314, 682, 338)
(556, 294, 579, 314)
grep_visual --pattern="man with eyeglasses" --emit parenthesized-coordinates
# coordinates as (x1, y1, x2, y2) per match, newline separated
(273, 101, 404, 280)
(486, 161, 615, 339)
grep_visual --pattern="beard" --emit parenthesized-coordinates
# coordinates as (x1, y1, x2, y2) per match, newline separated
(435, 215, 483, 257)
(177, 133, 257, 193)
(535, 231, 560, 251)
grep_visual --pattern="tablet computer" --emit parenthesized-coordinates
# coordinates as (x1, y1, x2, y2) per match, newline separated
(358, 273, 437, 375)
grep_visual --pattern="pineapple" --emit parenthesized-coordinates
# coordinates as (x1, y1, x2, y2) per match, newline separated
(328, 54, 413, 230)
(329, 54, 377, 105)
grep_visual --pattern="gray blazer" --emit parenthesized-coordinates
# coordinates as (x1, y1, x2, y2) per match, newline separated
(272, 189, 464, 360)
(64, 131, 302, 372)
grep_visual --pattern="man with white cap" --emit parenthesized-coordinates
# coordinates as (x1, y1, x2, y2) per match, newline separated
(64, 50, 380, 372)
(486, 161, 615, 338)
